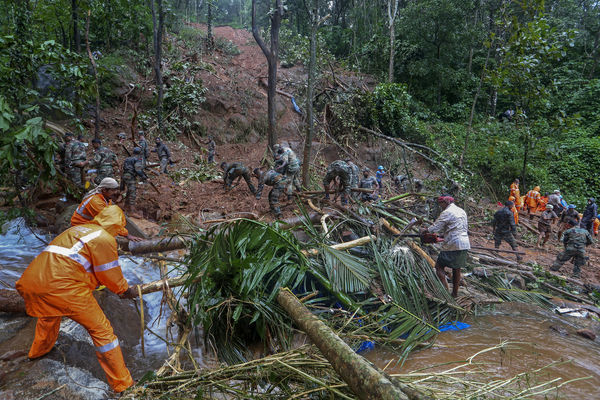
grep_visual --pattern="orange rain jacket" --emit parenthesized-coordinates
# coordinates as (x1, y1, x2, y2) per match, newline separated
(509, 183, 523, 209)
(525, 187, 541, 210)
(508, 196, 519, 225)
(16, 205, 134, 393)
(594, 218, 600, 236)
(71, 193, 129, 237)
(536, 196, 548, 212)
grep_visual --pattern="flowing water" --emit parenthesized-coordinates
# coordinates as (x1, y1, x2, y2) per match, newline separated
(365, 302, 600, 399)
(0, 218, 189, 377)
(2, 219, 599, 398)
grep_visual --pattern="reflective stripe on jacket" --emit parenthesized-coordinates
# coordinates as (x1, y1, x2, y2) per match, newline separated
(15, 224, 128, 317)
(71, 193, 129, 237)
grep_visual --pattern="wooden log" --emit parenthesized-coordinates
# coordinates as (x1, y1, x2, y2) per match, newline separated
(302, 235, 376, 256)
(277, 288, 413, 400)
(540, 281, 595, 305)
(472, 254, 519, 267)
(406, 241, 436, 270)
(127, 236, 189, 254)
(469, 245, 525, 255)
(519, 219, 539, 235)
(0, 289, 26, 314)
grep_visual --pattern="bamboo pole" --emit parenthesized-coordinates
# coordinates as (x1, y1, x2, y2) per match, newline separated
(277, 288, 413, 400)
(302, 235, 375, 256)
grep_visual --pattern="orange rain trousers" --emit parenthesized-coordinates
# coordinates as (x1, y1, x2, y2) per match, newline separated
(29, 298, 133, 392)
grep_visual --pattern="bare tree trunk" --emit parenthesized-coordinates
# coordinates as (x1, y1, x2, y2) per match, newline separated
(387, 0, 399, 83)
(302, 0, 318, 187)
(150, 0, 164, 134)
(252, 0, 283, 152)
(85, 10, 100, 139)
(72, 0, 80, 52)
(207, 0, 214, 51)
(589, 28, 600, 78)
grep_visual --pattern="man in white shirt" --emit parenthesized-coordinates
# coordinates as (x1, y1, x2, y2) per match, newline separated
(425, 196, 470, 297)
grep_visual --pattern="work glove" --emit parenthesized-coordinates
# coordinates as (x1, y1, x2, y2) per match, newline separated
(120, 286, 139, 299)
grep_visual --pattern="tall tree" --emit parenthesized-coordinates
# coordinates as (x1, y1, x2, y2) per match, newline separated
(302, 0, 328, 187)
(207, 0, 214, 51)
(72, 0, 80, 52)
(387, 0, 400, 82)
(252, 0, 284, 152)
(150, 0, 165, 134)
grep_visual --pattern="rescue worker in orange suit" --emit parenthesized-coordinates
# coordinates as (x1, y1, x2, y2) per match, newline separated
(525, 186, 541, 218)
(508, 196, 519, 225)
(509, 179, 523, 210)
(537, 192, 549, 213)
(71, 177, 141, 242)
(594, 215, 600, 237)
(16, 205, 139, 393)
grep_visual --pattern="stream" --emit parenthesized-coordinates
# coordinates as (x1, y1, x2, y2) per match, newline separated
(1, 218, 599, 399)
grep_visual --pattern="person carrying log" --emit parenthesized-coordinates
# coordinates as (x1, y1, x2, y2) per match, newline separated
(220, 161, 256, 194)
(536, 204, 558, 248)
(15, 206, 139, 394)
(323, 160, 353, 206)
(253, 168, 288, 218)
(492, 200, 523, 262)
(551, 218, 593, 279)
(359, 168, 378, 201)
(424, 196, 470, 297)
(524, 185, 541, 218)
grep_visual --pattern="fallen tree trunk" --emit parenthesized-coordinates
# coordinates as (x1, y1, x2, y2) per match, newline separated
(277, 288, 414, 400)
(1, 275, 199, 314)
(302, 235, 376, 256)
(126, 236, 189, 254)
(469, 245, 525, 255)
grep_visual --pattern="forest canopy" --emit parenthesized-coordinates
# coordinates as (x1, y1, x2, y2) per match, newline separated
(1, 0, 599, 206)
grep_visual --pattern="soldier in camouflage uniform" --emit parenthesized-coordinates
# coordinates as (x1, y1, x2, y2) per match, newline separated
(138, 131, 150, 167)
(220, 161, 256, 194)
(64, 132, 88, 188)
(254, 168, 288, 218)
(358, 168, 378, 201)
(204, 135, 216, 163)
(323, 160, 352, 206)
(492, 200, 522, 262)
(274, 145, 301, 198)
(153, 137, 172, 174)
(346, 159, 360, 198)
(90, 138, 118, 185)
(551, 219, 593, 278)
(122, 147, 148, 213)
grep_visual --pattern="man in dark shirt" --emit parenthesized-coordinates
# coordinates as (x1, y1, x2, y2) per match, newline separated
(551, 220, 593, 278)
(580, 197, 597, 236)
(492, 200, 522, 262)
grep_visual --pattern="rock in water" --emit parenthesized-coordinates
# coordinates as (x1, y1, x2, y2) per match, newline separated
(576, 329, 596, 341)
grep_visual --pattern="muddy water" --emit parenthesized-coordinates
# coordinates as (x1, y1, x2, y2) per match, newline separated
(365, 302, 600, 399)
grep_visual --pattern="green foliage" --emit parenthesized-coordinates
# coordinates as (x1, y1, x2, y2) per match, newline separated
(171, 159, 220, 183)
(183, 219, 309, 364)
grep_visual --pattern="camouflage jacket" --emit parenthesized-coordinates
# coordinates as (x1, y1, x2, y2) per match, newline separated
(155, 142, 171, 160)
(139, 138, 150, 159)
(327, 160, 352, 177)
(92, 146, 117, 169)
(65, 140, 87, 166)
(493, 207, 516, 234)
(562, 227, 593, 253)
(347, 162, 360, 187)
(207, 139, 215, 151)
(123, 156, 147, 179)
(256, 170, 286, 198)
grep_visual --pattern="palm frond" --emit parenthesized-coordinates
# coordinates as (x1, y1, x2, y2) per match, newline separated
(319, 245, 375, 293)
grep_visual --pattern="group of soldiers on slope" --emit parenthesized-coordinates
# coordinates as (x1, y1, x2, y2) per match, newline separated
(58, 131, 200, 214)
(492, 179, 597, 279)
(220, 147, 409, 218)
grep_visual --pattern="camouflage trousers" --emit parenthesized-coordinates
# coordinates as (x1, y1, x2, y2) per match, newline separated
(284, 163, 301, 196)
(67, 166, 83, 187)
(207, 150, 215, 163)
(123, 173, 137, 206)
(551, 250, 587, 276)
(323, 170, 351, 205)
(268, 182, 286, 217)
(160, 157, 169, 174)
(494, 231, 518, 250)
(94, 166, 114, 185)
